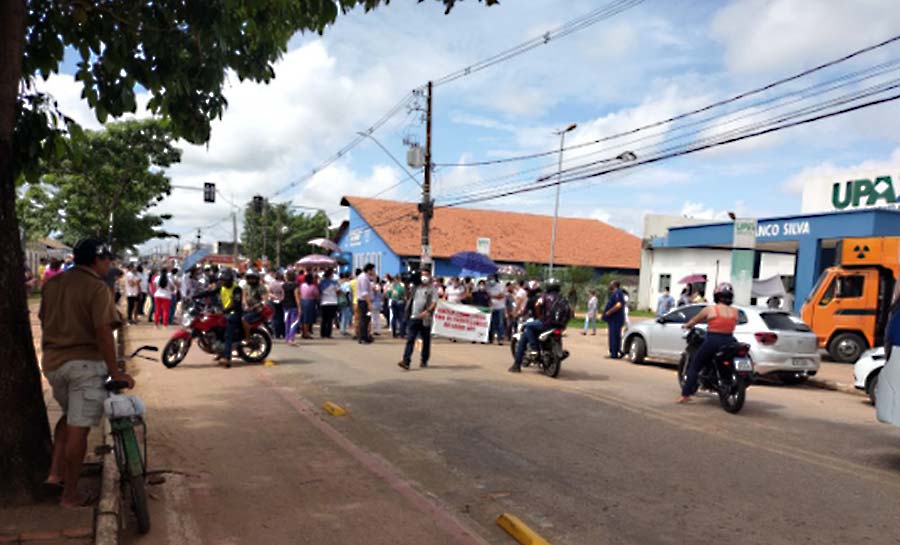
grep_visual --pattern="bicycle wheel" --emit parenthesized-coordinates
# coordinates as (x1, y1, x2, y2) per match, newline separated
(120, 426, 151, 533)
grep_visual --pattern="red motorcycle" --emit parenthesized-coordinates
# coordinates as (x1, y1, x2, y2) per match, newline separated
(161, 301, 274, 368)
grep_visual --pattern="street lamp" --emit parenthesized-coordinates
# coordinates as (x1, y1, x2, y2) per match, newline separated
(549, 123, 578, 277)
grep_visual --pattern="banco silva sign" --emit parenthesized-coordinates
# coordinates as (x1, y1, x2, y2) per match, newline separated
(802, 171, 900, 213)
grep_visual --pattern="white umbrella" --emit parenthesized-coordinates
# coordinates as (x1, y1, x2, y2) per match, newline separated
(308, 238, 341, 253)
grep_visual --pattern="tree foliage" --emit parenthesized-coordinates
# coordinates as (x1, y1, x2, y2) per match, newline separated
(18, 119, 181, 252)
(242, 200, 330, 265)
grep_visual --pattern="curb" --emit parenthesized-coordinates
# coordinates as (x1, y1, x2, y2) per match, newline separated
(95, 418, 120, 545)
(807, 377, 863, 396)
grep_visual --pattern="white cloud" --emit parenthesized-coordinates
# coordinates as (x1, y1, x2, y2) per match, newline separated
(679, 199, 747, 221)
(780, 147, 900, 195)
(711, 0, 900, 75)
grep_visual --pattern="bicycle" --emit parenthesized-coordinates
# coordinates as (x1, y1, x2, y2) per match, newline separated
(103, 345, 158, 534)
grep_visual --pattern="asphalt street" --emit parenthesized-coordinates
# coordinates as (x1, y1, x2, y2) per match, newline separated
(125, 325, 900, 545)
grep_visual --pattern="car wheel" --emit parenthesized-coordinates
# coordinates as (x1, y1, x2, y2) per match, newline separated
(828, 332, 866, 363)
(628, 335, 647, 364)
(866, 370, 881, 406)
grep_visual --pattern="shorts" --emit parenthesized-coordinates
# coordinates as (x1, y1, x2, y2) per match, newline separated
(45, 360, 108, 428)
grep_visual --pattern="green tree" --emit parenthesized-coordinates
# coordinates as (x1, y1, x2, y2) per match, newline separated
(0, 0, 495, 503)
(241, 199, 331, 266)
(18, 119, 180, 252)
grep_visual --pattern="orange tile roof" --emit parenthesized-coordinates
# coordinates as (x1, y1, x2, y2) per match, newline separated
(341, 196, 640, 270)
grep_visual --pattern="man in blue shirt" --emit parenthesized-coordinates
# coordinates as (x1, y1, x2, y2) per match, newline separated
(602, 280, 626, 359)
(657, 287, 676, 317)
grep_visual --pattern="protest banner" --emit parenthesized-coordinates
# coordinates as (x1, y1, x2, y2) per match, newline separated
(431, 300, 490, 342)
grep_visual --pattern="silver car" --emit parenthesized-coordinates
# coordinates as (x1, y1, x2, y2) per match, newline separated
(623, 304, 820, 385)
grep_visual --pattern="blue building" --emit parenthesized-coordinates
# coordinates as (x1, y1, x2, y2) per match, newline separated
(335, 196, 641, 278)
(650, 208, 900, 312)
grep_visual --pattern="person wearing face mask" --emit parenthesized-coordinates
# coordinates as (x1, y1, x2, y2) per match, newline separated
(398, 270, 437, 370)
(193, 268, 243, 367)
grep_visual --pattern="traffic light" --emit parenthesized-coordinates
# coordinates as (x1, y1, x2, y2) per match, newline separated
(252, 195, 265, 214)
(203, 182, 216, 203)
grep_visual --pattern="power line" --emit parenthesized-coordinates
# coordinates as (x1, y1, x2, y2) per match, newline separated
(434, 33, 900, 168)
(437, 60, 900, 203)
(431, 0, 645, 87)
(441, 91, 900, 208)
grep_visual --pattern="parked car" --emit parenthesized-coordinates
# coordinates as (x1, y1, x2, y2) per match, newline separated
(876, 347, 900, 427)
(854, 347, 885, 405)
(623, 304, 820, 384)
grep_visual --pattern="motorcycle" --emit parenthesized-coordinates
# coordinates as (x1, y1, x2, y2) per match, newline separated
(161, 301, 274, 368)
(509, 318, 569, 378)
(678, 327, 753, 414)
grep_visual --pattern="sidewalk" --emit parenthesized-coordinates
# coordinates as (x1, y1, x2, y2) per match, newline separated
(121, 323, 492, 545)
(0, 307, 99, 544)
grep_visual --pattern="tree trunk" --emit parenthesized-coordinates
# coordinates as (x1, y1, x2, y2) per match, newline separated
(0, 0, 53, 505)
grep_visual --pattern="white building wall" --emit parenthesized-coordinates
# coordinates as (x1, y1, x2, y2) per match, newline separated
(638, 248, 796, 311)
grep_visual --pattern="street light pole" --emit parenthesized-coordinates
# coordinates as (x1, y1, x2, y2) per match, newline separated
(549, 123, 577, 277)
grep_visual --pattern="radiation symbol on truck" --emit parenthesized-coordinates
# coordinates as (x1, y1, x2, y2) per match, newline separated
(853, 245, 871, 259)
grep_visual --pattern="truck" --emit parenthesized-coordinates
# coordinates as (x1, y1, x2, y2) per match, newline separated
(801, 237, 899, 363)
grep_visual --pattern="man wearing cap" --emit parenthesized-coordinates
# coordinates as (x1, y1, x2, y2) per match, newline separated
(40, 239, 135, 508)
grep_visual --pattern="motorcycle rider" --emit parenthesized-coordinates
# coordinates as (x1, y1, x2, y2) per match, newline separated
(194, 269, 243, 368)
(678, 282, 738, 403)
(242, 269, 268, 341)
(510, 278, 563, 373)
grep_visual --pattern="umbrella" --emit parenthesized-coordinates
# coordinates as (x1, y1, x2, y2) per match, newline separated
(497, 264, 526, 276)
(679, 274, 708, 284)
(451, 251, 497, 275)
(296, 254, 337, 268)
(181, 247, 211, 271)
(308, 238, 341, 254)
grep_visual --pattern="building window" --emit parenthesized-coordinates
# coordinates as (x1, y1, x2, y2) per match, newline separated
(352, 252, 382, 275)
(658, 274, 671, 292)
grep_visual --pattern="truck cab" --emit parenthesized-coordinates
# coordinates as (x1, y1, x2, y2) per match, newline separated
(801, 237, 898, 363)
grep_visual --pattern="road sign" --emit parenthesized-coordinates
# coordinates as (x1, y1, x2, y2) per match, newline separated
(203, 182, 216, 203)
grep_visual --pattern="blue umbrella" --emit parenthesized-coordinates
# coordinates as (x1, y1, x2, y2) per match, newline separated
(181, 247, 211, 271)
(450, 251, 497, 275)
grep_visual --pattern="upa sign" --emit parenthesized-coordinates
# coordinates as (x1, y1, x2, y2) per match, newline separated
(802, 172, 900, 213)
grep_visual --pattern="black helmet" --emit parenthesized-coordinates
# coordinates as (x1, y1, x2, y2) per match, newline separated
(545, 278, 561, 293)
(218, 269, 234, 282)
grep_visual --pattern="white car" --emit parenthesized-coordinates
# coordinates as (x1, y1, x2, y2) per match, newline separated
(854, 347, 885, 405)
(623, 304, 820, 384)
(876, 347, 900, 427)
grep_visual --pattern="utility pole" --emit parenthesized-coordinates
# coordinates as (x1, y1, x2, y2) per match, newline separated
(549, 123, 577, 277)
(196, 228, 201, 251)
(261, 199, 268, 268)
(419, 81, 434, 272)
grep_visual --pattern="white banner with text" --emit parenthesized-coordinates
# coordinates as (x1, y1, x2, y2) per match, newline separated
(431, 301, 490, 342)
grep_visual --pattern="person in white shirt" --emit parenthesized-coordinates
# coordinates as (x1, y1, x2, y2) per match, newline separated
(445, 277, 465, 304)
(487, 274, 507, 345)
(582, 290, 598, 336)
(514, 280, 528, 320)
(124, 264, 141, 324)
(356, 264, 375, 343)
(138, 265, 149, 317)
(153, 268, 176, 327)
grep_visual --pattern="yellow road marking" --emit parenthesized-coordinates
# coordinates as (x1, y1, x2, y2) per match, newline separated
(496, 513, 552, 545)
(263, 359, 276, 367)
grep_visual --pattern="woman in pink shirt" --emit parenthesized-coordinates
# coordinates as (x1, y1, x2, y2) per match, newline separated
(299, 273, 320, 339)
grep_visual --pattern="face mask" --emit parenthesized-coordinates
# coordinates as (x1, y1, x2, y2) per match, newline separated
(421, 275, 430, 284)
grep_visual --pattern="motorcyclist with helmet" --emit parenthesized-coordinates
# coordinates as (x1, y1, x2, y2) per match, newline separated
(510, 278, 564, 373)
(242, 269, 268, 341)
(678, 282, 738, 403)
(193, 268, 243, 367)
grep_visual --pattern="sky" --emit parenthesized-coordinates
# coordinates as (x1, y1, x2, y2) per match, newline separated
(37, 0, 900, 254)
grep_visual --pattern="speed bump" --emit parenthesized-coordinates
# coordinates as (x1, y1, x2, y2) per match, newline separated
(322, 401, 347, 417)
(496, 513, 552, 545)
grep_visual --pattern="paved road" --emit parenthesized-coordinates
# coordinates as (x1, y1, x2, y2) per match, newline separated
(125, 325, 900, 545)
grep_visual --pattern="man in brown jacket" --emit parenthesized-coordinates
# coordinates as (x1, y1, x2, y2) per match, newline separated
(40, 239, 135, 508)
